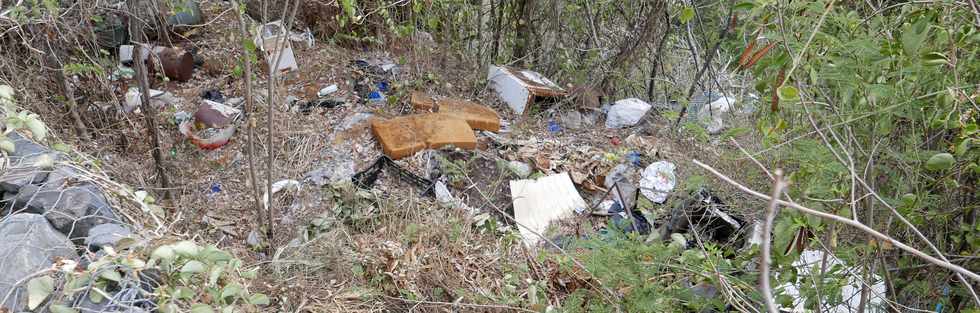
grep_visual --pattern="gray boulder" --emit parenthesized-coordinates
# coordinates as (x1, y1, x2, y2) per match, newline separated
(15, 182, 119, 240)
(85, 223, 133, 251)
(0, 214, 78, 312)
(0, 167, 50, 193)
(5, 132, 57, 166)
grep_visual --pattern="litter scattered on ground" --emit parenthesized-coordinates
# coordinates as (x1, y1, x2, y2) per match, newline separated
(264, 179, 301, 211)
(487, 65, 566, 115)
(317, 84, 339, 97)
(780, 250, 887, 313)
(305, 148, 356, 187)
(124, 88, 177, 113)
(510, 172, 587, 245)
(352, 156, 434, 196)
(434, 181, 476, 214)
(179, 99, 241, 149)
(639, 160, 676, 203)
(605, 98, 652, 129)
(255, 21, 298, 73)
(201, 89, 224, 103)
(696, 95, 736, 134)
(661, 188, 745, 244)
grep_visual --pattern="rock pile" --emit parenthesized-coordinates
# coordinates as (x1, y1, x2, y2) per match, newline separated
(0, 132, 134, 312)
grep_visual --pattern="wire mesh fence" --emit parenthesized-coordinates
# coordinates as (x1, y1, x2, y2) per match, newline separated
(0, 131, 157, 313)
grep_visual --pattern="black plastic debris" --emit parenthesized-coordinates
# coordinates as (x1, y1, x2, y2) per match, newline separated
(352, 156, 434, 196)
(297, 97, 345, 114)
(201, 89, 224, 103)
(661, 188, 745, 244)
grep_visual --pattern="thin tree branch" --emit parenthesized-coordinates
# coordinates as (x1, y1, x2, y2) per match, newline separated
(760, 169, 786, 313)
(691, 159, 980, 283)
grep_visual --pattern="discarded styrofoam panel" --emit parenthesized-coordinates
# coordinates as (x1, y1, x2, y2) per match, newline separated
(779, 250, 887, 313)
(487, 65, 566, 115)
(254, 21, 298, 73)
(510, 173, 586, 246)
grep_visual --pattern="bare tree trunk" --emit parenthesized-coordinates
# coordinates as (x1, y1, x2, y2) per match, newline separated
(490, 0, 504, 63)
(647, 11, 671, 101)
(512, 0, 534, 65)
(600, 0, 667, 96)
(127, 0, 173, 202)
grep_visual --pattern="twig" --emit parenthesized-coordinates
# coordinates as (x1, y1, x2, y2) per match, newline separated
(760, 169, 786, 313)
(127, 0, 173, 202)
(691, 159, 980, 283)
(230, 0, 265, 247)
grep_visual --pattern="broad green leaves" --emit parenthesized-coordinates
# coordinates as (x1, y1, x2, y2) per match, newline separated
(27, 275, 54, 310)
(925, 153, 955, 171)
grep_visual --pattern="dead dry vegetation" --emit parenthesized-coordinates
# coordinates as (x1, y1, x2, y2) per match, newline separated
(1, 0, 978, 312)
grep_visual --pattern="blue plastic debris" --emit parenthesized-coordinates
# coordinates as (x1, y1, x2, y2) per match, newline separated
(547, 120, 561, 133)
(208, 182, 222, 195)
(368, 91, 385, 103)
(376, 81, 389, 92)
(626, 151, 642, 166)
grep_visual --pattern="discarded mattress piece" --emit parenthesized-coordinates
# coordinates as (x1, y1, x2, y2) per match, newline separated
(371, 113, 477, 159)
(255, 21, 298, 73)
(780, 250, 887, 312)
(510, 172, 587, 245)
(410, 91, 501, 131)
(487, 65, 566, 115)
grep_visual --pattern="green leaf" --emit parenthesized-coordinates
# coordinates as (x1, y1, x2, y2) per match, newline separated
(151, 245, 175, 261)
(173, 240, 200, 257)
(208, 264, 225, 286)
(901, 18, 930, 56)
(99, 269, 122, 282)
(0, 136, 14, 154)
(922, 52, 948, 66)
(27, 275, 54, 310)
(955, 139, 972, 157)
(0, 84, 14, 105)
(25, 116, 46, 141)
(190, 304, 215, 313)
(679, 6, 695, 24)
(49, 304, 78, 313)
(171, 286, 193, 300)
(181, 260, 207, 274)
(734, 1, 755, 10)
(248, 293, 270, 305)
(777, 85, 799, 100)
(220, 283, 243, 300)
(925, 153, 955, 171)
